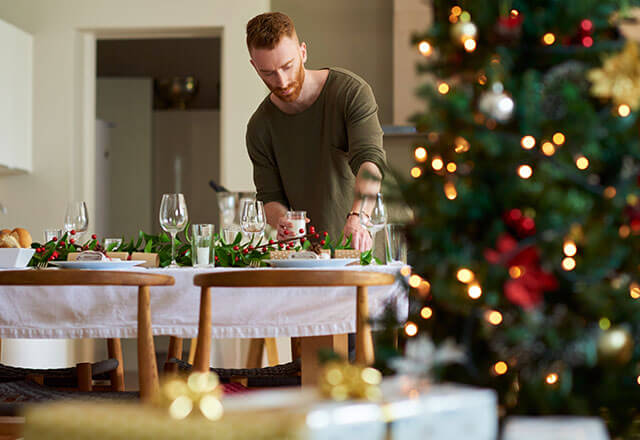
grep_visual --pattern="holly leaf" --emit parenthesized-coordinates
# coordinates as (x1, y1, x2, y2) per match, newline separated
(144, 239, 153, 253)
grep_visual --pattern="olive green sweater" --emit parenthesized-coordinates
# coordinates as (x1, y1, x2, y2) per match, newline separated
(246, 67, 386, 239)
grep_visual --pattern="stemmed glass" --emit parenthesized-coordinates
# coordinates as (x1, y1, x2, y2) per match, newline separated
(240, 200, 266, 244)
(64, 201, 89, 239)
(360, 193, 387, 256)
(159, 193, 189, 268)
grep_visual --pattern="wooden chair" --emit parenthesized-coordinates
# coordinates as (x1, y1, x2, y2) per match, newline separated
(0, 270, 174, 401)
(191, 270, 395, 385)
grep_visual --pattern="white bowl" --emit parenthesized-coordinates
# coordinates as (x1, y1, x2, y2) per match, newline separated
(0, 248, 36, 268)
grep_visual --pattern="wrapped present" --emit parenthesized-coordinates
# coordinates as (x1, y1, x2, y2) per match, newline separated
(334, 249, 361, 259)
(502, 417, 609, 440)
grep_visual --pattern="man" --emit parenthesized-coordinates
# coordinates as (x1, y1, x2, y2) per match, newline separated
(245, 12, 386, 251)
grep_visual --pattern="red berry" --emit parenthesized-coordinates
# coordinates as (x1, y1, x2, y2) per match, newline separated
(284, 230, 290, 235)
(248, 246, 254, 251)
(235, 256, 239, 262)
(69, 238, 75, 244)
(299, 228, 305, 234)
(300, 237, 306, 243)
(233, 245, 239, 251)
(52, 237, 57, 242)
(215, 256, 219, 261)
(309, 226, 316, 234)
(52, 251, 58, 257)
(314, 234, 320, 239)
(243, 249, 249, 254)
(323, 231, 328, 237)
(269, 239, 275, 245)
(70, 230, 76, 235)
(48, 256, 54, 261)
(320, 240, 326, 245)
(182, 249, 188, 255)
(279, 243, 284, 249)
(91, 234, 97, 240)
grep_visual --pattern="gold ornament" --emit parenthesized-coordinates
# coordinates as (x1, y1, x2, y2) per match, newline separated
(318, 361, 383, 402)
(588, 41, 640, 110)
(597, 326, 634, 365)
(153, 372, 224, 421)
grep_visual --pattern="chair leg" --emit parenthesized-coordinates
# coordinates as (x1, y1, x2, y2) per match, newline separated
(264, 338, 279, 366)
(187, 338, 197, 365)
(246, 339, 264, 368)
(291, 337, 301, 360)
(164, 336, 183, 374)
(77, 362, 92, 391)
(137, 285, 159, 401)
(356, 286, 374, 365)
(107, 338, 125, 391)
(193, 287, 212, 373)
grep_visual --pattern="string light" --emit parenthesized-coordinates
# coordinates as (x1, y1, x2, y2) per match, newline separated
(446, 162, 457, 173)
(451, 6, 462, 16)
(581, 19, 593, 32)
(510, 9, 519, 17)
(575, 156, 589, 170)
(552, 132, 565, 145)
(418, 40, 433, 57)
(420, 307, 433, 319)
(414, 147, 427, 162)
(562, 257, 576, 271)
(468, 283, 482, 299)
(456, 268, 474, 283)
(541, 142, 556, 156)
(521, 135, 536, 150)
(545, 373, 558, 385)
(463, 38, 477, 52)
(637, 376, 640, 385)
(629, 282, 640, 299)
(400, 266, 411, 277)
(486, 310, 503, 325)
(509, 266, 523, 279)
(618, 104, 631, 117)
(493, 361, 508, 375)
(582, 36, 593, 48)
(408, 275, 422, 288)
(404, 322, 418, 337)
(460, 11, 471, 22)
(599, 317, 611, 330)
(603, 186, 616, 199)
(449, 14, 459, 24)
(620, 225, 631, 238)
(444, 182, 458, 200)
(416, 280, 431, 298)
(410, 167, 422, 178)
(432, 156, 444, 171)
(518, 165, 533, 179)
(438, 82, 450, 94)
(454, 136, 470, 153)
(542, 32, 556, 45)
(563, 240, 577, 257)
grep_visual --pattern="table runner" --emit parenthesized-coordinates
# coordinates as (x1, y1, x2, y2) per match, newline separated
(0, 265, 408, 339)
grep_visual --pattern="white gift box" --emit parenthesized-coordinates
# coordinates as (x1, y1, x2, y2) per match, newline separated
(503, 416, 610, 440)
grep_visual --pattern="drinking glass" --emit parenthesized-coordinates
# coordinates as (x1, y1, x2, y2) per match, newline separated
(360, 193, 387, 255)
(240, 200, 266, 243)
(192, 224, 215, 268)
(64, 201, 89, 239)
(217, 192, 236, 227)
(385, 224, 408, 264)
(222, 223, 243, 244)
(159, 193, 189, 268)
(43, 228, 63, 243)
(104, 238, 123, 251)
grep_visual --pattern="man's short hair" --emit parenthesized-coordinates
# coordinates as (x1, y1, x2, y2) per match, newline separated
(246, 12, 297, 52)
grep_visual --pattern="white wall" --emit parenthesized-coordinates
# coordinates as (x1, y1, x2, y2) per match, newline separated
(0, 0, 268, 239)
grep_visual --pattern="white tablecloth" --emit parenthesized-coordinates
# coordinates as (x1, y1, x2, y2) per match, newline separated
(0, 265, 408, 339)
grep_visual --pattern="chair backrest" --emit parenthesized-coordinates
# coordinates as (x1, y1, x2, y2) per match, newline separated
(194, 270, 395, 288)
(0, 270, 174, 287)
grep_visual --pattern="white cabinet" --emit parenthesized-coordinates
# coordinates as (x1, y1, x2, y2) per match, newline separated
(0, 17, 32, 174)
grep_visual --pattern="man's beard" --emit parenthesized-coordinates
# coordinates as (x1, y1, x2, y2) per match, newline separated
(271, 62, 305, 102)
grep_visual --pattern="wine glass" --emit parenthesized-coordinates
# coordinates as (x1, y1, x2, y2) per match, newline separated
(240, 200, 266, 244)
(64, 201, 89, 240)
(360, 193, 387, 256)
(159, 193, 189, 268)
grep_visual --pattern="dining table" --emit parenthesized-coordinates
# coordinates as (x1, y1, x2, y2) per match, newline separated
(0, 264, 409, 384)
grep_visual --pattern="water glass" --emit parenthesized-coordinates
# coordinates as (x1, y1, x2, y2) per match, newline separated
(360, 193, 387, 253)
(222, 224, 243, 245)
(217, 192, 235, 226)
(241, 200, 266, 243)
(159, 193, 189, 268)
(192, 224, 214, 268)
(43, 228, 63, 243)
(385, 224, 408, 264)
(64, 201, 89, 238)
(104, 238, 123, 251)
(286, 211, 307, 238)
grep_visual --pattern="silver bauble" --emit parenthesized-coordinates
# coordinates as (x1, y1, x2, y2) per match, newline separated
(478, 82, 515, 123)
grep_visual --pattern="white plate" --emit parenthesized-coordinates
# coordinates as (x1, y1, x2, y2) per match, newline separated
(50, 260, 146, 270)
(264, 258, 358, 268)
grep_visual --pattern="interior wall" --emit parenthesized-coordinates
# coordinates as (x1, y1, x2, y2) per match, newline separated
(271, 0, 393, 124)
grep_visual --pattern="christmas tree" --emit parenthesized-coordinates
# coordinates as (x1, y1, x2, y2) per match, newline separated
(392, 0, 640, 435)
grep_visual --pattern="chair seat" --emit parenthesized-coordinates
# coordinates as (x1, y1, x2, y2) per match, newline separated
(167, 358, 301, 387)
(0, 359, 119, 387)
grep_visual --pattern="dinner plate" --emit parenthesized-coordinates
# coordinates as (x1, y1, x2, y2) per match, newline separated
(50, 260, 146, 270)
(264, 258, 358, 268)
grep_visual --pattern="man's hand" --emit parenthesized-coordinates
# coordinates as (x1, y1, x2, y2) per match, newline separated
(276, 216, 310, 241)
(343, 215, 372, 251)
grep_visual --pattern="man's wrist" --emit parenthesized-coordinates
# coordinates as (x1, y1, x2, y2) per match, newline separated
(347, 211, 368, 220)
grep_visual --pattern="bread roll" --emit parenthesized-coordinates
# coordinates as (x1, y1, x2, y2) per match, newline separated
(0, 229, 10, 235)
(11, 228, 32, 248)
(0, 231, 20, 248)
